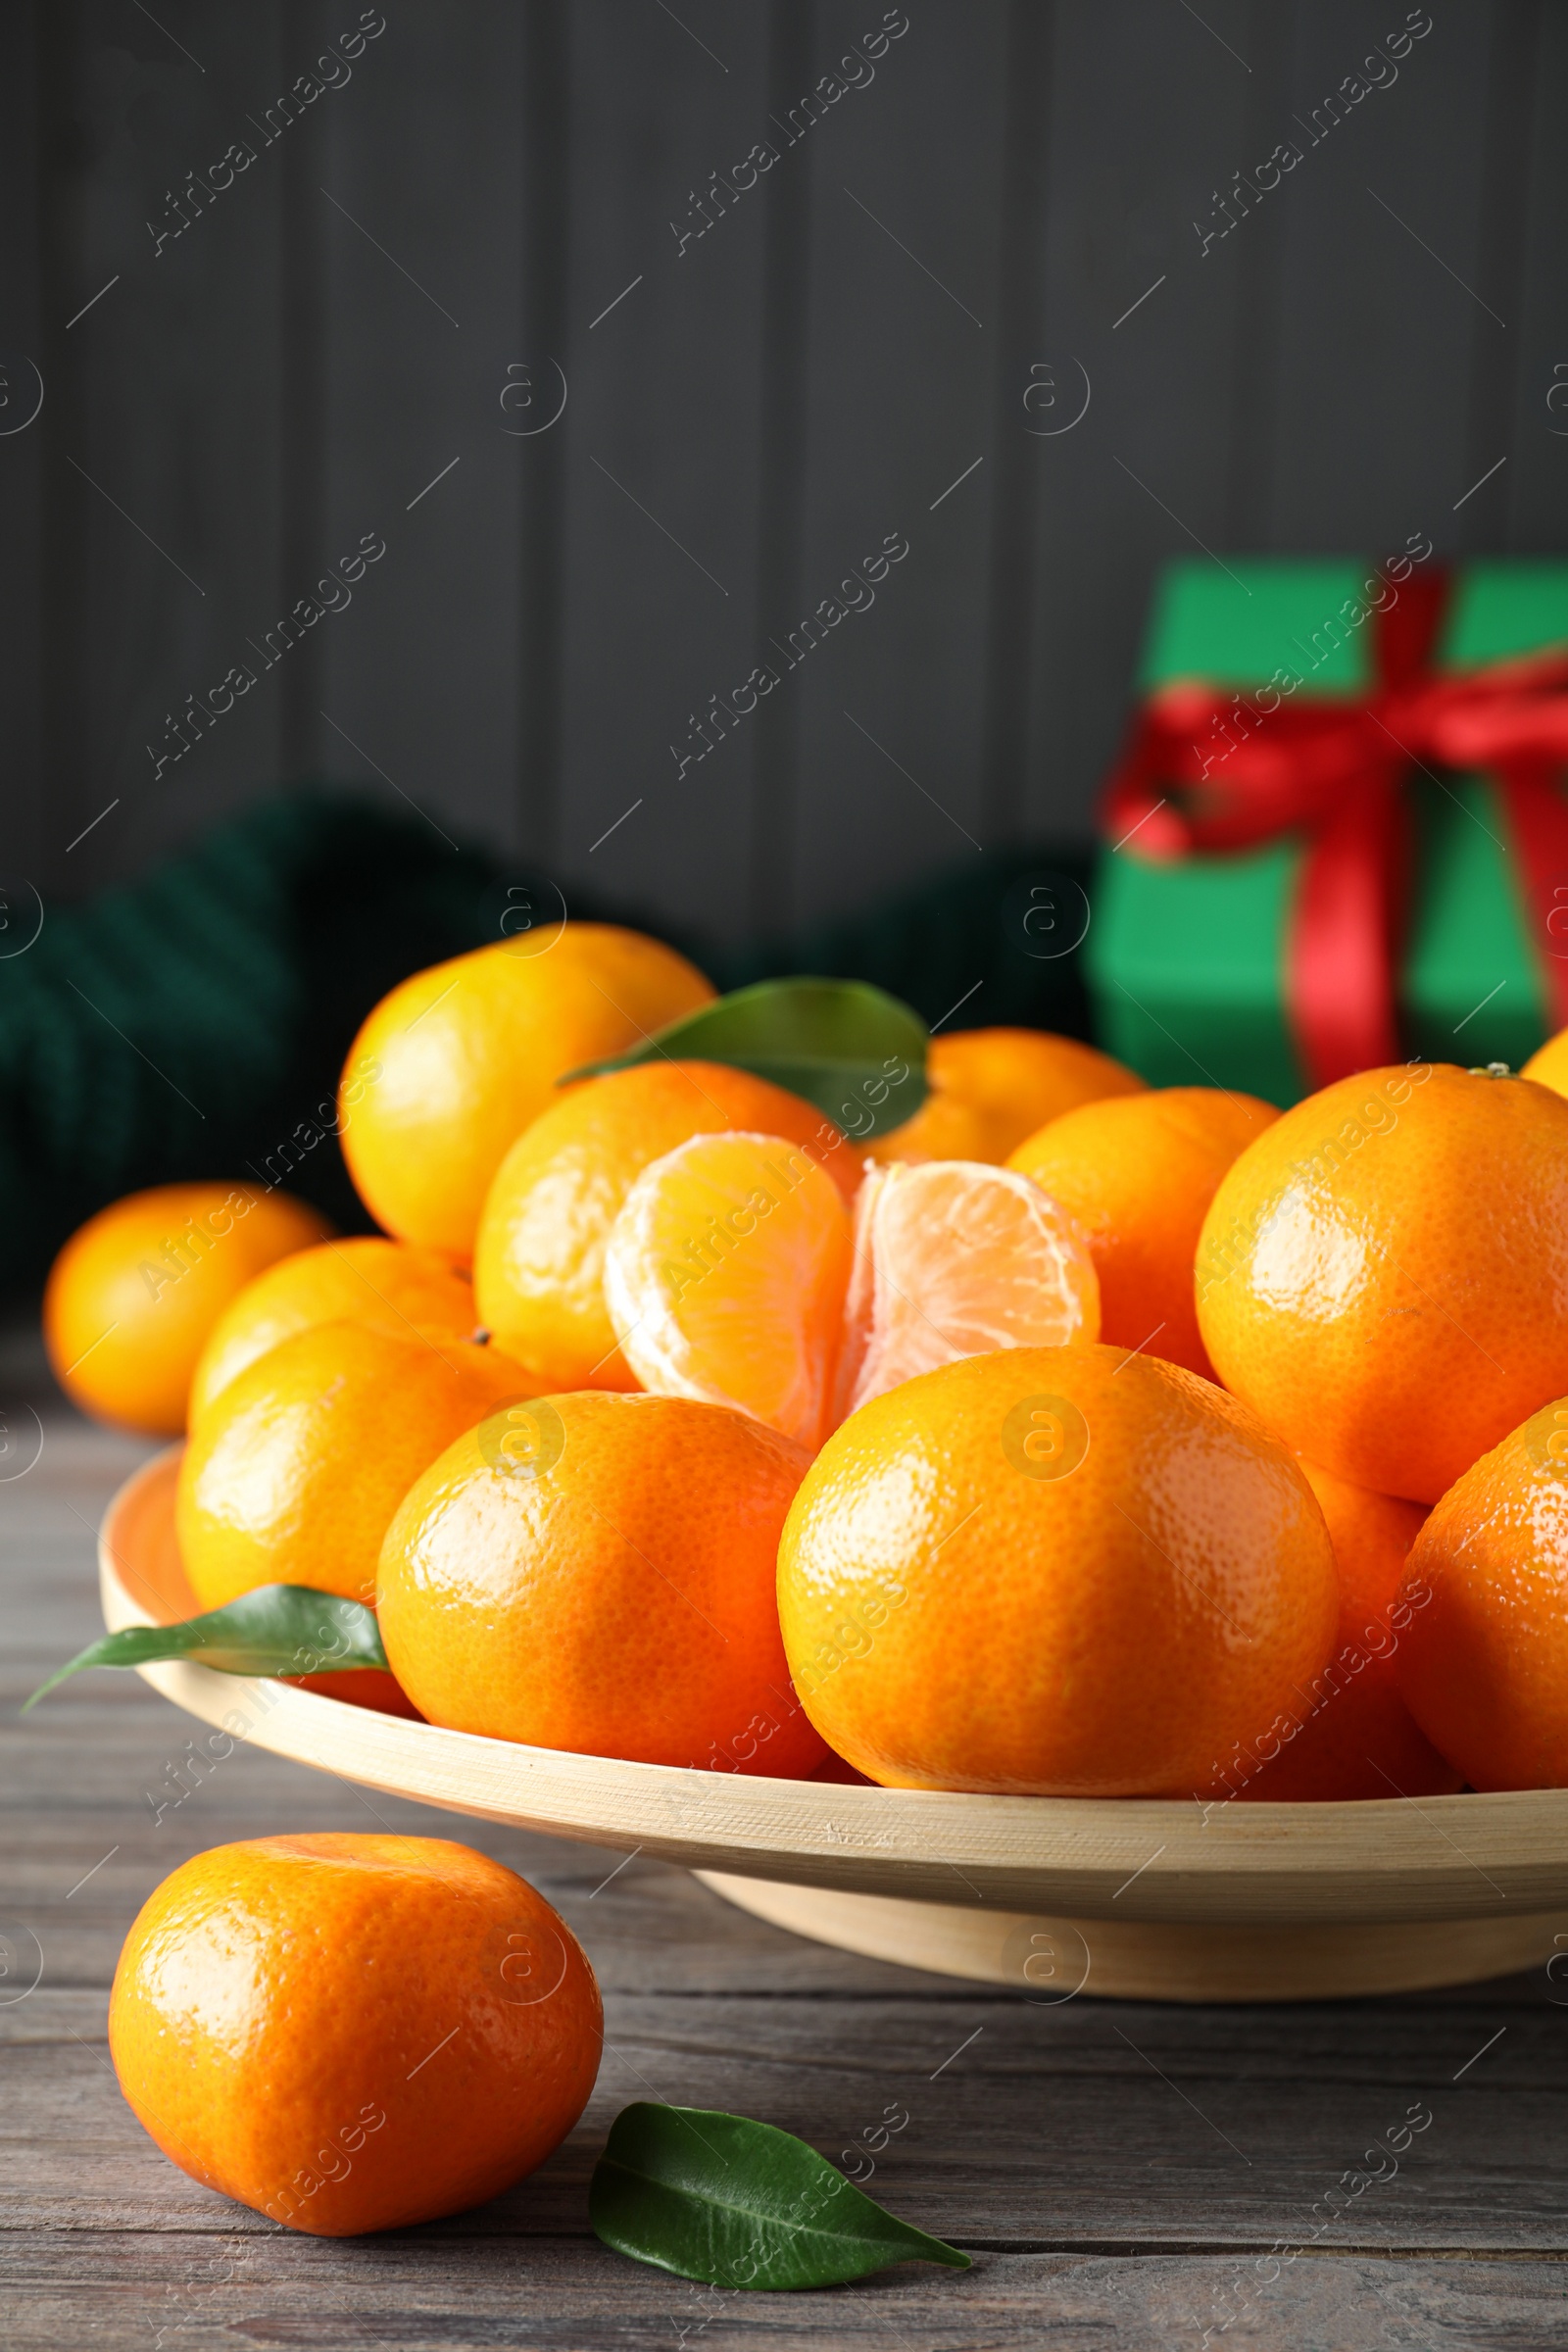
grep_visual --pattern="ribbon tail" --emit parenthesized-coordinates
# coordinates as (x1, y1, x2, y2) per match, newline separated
(1286, 784, 1407, 1090)
(1494, 765, 1568, 1037)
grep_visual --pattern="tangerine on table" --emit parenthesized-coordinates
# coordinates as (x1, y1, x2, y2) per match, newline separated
(1197, 1062, 1568, 1503)
(866, 1028, 1146, 1166)
(109, 1835, 602, 2236)
(44, 1183, 331, 1438)
(340, 924, 713, 1263)
(377, 1391, 826, 1777)
(1007, 1086, 1277, 1379)
(189, 1236, 475, 1425)
(833, 1159, 1100, 1421)
(1396, 1396, 1568, 1790)
(603, 1130, 854, 1448)
(776, 1344, 1337, 1797)
(1231, 1461, 1459, 1804)
(474, 1060, 858, 1395)
(177, 1319, 526, 1610)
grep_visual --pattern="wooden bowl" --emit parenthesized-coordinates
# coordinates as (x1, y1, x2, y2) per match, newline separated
(100, 1448, 1568, 2003)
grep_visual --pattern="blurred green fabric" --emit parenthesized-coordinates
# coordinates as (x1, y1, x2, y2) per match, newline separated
(0, 792, 1092, 1295)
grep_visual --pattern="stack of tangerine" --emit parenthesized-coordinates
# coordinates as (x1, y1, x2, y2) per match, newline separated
(46, 920, 1568, 1809)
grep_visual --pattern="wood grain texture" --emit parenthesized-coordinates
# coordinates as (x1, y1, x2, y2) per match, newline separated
(780, 4, 1007, 932)
(2, 1329, 1567, 2345)
(56, 6, 294, 884)
(18, 0, 1564, 952)
(1013, 0, 1259, 852)
(550, 0, 775, 938)
(0, 1, 43, 887)
(311, 0, 534, 860)
(6, 2244, 1567, 2352)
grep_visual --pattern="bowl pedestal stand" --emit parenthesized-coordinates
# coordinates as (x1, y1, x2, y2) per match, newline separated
(698, 1875, 1568, 2003)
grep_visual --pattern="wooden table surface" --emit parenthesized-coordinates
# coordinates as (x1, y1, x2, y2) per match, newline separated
(5, 1328, 1566, 2352)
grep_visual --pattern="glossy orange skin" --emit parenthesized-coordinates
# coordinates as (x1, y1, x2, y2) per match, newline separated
(339, 926, 713, 1263)
(777, 1345, 1338, 1797)
(473, 1060, 858, 1391)
(109, 1836, 602, 2236)
(1197, 1064, 1568, 1503)
(189, 1237, 475, 1426)
(1233, 1461, 1459, 1802)
(44, 1185, 331, 1438)
(177, 1320, 527, 1609)
(866, 1028, 1146, 1166)
(378, 1392, 826, 1776)
(1007, 1087, 1277, 1379)
(1396, 1397, 1568, 1789)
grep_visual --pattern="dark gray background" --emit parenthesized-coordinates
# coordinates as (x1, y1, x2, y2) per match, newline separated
(4, 0, 1561, 945)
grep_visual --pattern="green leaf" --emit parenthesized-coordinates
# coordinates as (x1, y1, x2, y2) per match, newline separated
(561, 977, 929, 1141)
(22, 1586, 388, 1713)
(589, 2102, 970, 2290)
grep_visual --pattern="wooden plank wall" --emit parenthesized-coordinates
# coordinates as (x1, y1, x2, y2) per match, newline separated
(6, 0, 1563, 947)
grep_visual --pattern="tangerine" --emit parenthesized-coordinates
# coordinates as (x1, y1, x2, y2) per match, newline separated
(377, 1391, 825, 1776)
(1007, 1087, 1278, 1378)
(1231, 1461, 1459, 1803)
(189, 1237, 475, 1426)
(1196, 1062, 1568, 1502)
(834, 1159, 1099, 1420)
(866, 1028, 1145, 1166)
(603, 1131, 854, 1448)
(776, 1345, 1337, 1796)
(177, 1320, 526, 1609)
(109, 1835, 601, 2235)
(1396, 1397, 1568, 1789)
(44, 1184, 330, 1438)
(339, 925, 713, 1262)
(474, 1061, 858, 1394)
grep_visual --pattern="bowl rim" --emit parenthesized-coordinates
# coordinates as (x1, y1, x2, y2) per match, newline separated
(98, 1446, 1568, 1929)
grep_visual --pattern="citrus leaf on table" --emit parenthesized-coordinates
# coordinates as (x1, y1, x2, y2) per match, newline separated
(22, 1585, 388, 1713)
(560, 977, 929, 1141)
(588, 2102, 971, 2289)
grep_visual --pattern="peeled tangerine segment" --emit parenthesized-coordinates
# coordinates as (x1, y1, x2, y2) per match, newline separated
(836, 1159, 1100, 1420)
(604, 1131, 854, 1449)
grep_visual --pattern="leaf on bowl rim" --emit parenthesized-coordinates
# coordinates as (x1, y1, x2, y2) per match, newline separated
(589, 2100, 971, 2290)
(560, 976, 929, 1142)
(22, 1585, 388, 1713)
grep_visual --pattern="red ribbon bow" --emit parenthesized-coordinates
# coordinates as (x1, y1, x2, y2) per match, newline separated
(1100, 569, 1568, 1088)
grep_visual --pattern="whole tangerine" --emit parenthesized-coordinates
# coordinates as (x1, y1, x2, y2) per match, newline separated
(776, 1344, 1338, 1797)
(1396, 1396, 1568, 1789)
(474, 1060, 858, 1392)
(339, 925, 713, 1263)
(377, 1391, 825, 1777)
(189, 1237, 475, 1426)
(44, 1184, 331, 1438)
(177, 1319, 527, 1609)
(1230, 1461, 1459, 1803)
(109, 1835, 601, 2236)
(1007, 1087, 1278, 1377)
(866, 1028, 1146, 1166)
(1196, 1062, 1568, 1502)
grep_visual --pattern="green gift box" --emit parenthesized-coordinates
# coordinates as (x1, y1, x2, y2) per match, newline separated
(1086, 560, 1568, 1104)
